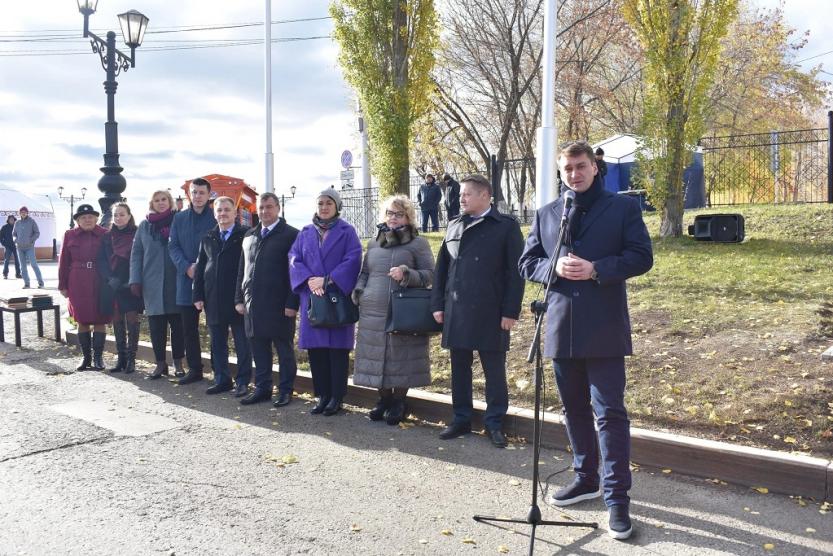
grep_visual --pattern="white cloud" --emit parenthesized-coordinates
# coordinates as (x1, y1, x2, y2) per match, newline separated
(0, 0, 363, 229)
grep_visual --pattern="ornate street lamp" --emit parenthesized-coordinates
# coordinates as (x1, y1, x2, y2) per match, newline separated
(280, 186, 297, 210)
(57, 186, 88, 229)
(77, 1, 149, 227)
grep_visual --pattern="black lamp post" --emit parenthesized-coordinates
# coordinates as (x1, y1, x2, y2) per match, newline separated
(77, 0, 149, 227)
(57, 186, 88, 229)
(280, 186, 297, 210)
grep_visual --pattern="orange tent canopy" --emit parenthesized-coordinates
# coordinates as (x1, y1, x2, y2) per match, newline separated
(180, 174, 260, 225)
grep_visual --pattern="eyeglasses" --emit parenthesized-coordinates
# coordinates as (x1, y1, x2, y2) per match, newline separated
(385, 210, 406, 218)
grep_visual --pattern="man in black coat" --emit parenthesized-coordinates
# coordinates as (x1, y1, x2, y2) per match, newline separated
(1, 215, 21, 279)
(442, 173, 460, 220)
(518, 141, 652, 541)
(235, 192, 300, 407)
(431, 174, 525, 448)
(417, 174, 442, 232)
(193, 196, 252, 397)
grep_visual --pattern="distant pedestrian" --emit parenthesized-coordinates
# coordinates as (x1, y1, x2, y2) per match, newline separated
(1, 215, 21, 279)
(98, 202, 144, 374)
(442, 174, 460, 220)
(59, 204, 110, 371)
(417, 174, 442, 232)
(595, 147, 608, 180)
(169, 177, 217, 385)
(289, 188, 362, 416)
(130, 190, 184, 380)
(13, 206, 44, 289)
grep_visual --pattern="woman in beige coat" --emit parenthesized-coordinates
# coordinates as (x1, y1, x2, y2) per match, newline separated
(352, 195, 435, 425)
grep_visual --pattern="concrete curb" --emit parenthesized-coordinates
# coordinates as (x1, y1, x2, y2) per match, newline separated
(66, 330, 832, 502)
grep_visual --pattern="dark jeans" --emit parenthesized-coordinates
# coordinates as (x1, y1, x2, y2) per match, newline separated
(179, 305, 204, 373)
(421, 208, 439, 232)
(449, 349, 508, 431)
(208, 321, 251, 388)
(553, 357, 631, 507)
(147, 313, 184, 362)
(250, 334, 297, 393)
(307, 348, 349, 401)
(3, 247, 20, 277)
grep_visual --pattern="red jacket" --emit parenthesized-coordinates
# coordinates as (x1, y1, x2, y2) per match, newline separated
(59, 225, 110, 325)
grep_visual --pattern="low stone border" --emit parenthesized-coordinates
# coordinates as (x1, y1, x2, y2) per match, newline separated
(66, 330, 832, 502)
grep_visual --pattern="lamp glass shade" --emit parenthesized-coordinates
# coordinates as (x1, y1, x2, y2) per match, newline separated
(290, 186, 297, 196)
(118, 9, 149, 48)
(77, 0, 98, 14)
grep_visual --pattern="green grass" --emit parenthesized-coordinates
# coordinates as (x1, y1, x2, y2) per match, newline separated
(421, 204, 833, 456)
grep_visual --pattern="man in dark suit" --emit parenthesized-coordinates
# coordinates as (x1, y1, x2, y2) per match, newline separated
(431, 174, 525, 448)
(519, 141, 653, 541)
(193, 196, 252, 397)
(442, 173, 460, 220)
(235, 192, 300, 406)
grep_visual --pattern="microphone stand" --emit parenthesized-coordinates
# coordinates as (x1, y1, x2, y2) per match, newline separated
(473, 198, 597, 555)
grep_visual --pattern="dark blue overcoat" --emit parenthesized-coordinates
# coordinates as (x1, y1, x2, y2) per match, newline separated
(518, 189, 653, 359)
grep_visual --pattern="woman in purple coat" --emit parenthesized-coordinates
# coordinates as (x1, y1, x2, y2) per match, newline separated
(59, 204, 111, 371)
(289, 188, 362, 416)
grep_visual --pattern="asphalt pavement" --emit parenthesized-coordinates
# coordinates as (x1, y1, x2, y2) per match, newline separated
(0, 263, 831, 555)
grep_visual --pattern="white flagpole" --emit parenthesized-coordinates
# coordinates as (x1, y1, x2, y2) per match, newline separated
(264, 0, 274, 193)
(535, 0, 557, 208)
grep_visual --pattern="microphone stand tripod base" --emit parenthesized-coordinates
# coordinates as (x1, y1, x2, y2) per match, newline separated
(472, 202, 596, 554)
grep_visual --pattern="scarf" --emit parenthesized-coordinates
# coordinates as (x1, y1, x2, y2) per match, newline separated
(147, 209, 174, 241)
(313, 214, 340, 235)
(564, 174, 604, 246)
(109, 223, 137, 270)
(376, 223, 417, 248)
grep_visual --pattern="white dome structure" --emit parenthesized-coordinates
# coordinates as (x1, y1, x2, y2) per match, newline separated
(0, 187, 57, 260)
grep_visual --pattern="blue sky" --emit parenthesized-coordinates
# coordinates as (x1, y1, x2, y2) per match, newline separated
(0, 0, 358, 228)
(0, 0, 830, 230)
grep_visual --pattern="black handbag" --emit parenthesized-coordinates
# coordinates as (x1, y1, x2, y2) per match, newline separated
(385, 288, 443, 335)
(307, 282, 360, 328)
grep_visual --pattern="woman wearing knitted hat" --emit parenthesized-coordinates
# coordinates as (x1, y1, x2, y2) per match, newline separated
(289, 187, 362, 416)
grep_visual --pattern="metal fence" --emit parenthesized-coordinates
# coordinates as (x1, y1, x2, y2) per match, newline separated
(700, 119, 832, 206)
(339, 174, 538, 239)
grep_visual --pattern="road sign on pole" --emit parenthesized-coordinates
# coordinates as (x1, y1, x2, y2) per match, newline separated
(341, 150, 353, 169)
(340, 169, 354, 189)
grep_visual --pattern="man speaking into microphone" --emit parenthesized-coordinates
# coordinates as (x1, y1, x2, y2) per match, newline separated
(518, 141, 652, 540)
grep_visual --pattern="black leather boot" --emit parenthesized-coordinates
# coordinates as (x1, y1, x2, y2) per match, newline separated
(146, 361, 168, 380)
(385, 388, 409, 426)
(385, 398, 407, 426)
(123, 321, 139, 374)
(92, 331, 106, 370)
(107, 321, 127, 373)
(369, 389, 392, 421)
(75, 331, 93, 371)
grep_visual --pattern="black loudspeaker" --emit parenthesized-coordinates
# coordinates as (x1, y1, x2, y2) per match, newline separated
(687, 214, 745, 243)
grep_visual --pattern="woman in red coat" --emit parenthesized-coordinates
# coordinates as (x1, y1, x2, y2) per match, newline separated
(58, 204, 111, 371)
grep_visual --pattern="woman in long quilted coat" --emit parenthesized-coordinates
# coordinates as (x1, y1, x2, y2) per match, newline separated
(352, 195, 434, 425)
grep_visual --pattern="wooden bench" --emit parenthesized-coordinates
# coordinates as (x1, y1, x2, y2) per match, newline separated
(0, 304, 61, 347)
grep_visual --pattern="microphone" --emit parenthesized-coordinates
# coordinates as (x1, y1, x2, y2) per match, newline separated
(561, 189, 576, 223)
